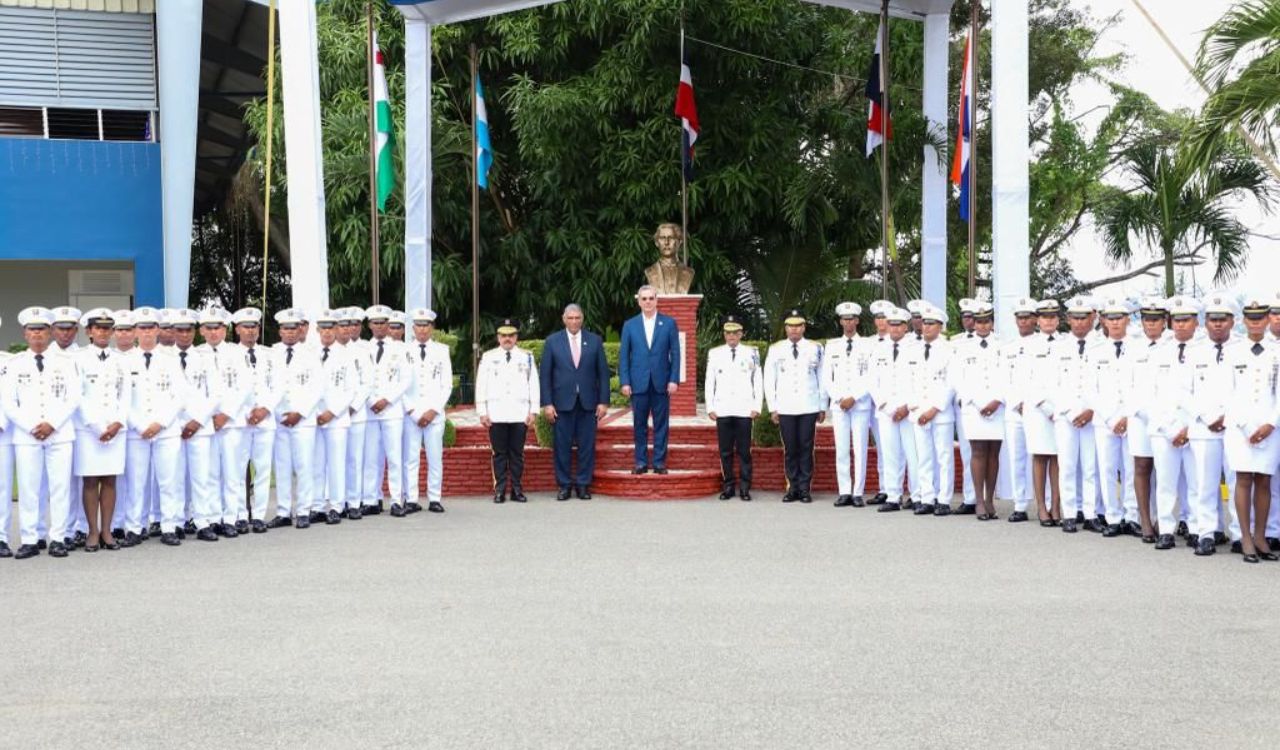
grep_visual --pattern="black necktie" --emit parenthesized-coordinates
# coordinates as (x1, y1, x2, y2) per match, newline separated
(892, 342, 899, 362)
(506, 350, 511, 362)
(1177, 342, 1185, 364)
(248, 347, 257, 367)
(1048, 335, 1056, 342)
(924, 342, 931, 361)
(980, 339, 988, 349)
(1215, 342, 1223, 363)
(144, 352, 151, 370)
(1114, 341, 1122, 359)
(846, 338, 853, 354)
(99, 351, 107, 362)
(1077, 339, 1086, 357)
(34, 353, 43, 373)
(376, 340, 384, 364)
(179, 351, 187, 370)
(731, 346, 736, 361)
(1149, 340, 1157, 348)
(1253, 342, 1265, 355)
(792, 343, 798, 359)
(322, 346, 330, 363)
(286, 346, 294, 365)
(420, 343, 427, 361)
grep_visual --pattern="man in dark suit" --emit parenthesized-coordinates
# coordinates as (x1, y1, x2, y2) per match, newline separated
(619, 284, 681, 473)
(539, 303, 612, 500)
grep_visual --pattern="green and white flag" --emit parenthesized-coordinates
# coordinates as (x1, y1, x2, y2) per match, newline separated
(373, 31, 395, 212)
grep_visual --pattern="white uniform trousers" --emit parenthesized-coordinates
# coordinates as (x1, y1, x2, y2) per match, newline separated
(125, 436, 183, 534)
(869, 411, 885, 495)
(404, 416, 444, 505)
(1269, 473, 1280, 537)
(233, 426, 274, 522)
(874, 412, 919, 503)
(1094, 430, 1132, 524)
(954, 418, 976, 507)
(345, 420, 367, 510)
(273, 424, 317, 518)
(144, 464, 160, 527)
(1151, 437, 1195, 538)
(14, 441, 73, 545)
(179, 435, 219, 529)
(1054, 420, 1098, 518)
(110, 458, 129, 531)
(363, 417, 403, 505)
(215, 428, 243, 525)
(1001, 418, 1034, 512)
(831, 406, 871, 497)
(315, 424, 348, 513)
(1186, 439, 1229, 540)
(0, 444, 12, 544)
(913, 420, 954, 505)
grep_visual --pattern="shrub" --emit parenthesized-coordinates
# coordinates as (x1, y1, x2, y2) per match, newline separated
(752, 404, 782, 447)
(443, 419, 457, 448)
(534, 411, 554, 447)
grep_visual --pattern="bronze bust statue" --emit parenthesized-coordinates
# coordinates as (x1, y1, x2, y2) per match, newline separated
(643, 222, 695, 295)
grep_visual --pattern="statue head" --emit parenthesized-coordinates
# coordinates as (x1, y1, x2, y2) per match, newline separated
(653, 222, 683, 262)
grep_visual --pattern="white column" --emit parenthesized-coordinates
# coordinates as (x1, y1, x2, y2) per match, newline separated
(920, 12, 949, 309)
(991, 0, 1031, 331)
(403, 18, 432, 311)
(279, 0, 331, 314)
(155, 1, 202, 308)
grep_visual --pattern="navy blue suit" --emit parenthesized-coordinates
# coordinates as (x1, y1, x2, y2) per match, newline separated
(539, 328, 611, 489)
(619, 313, 681, 468)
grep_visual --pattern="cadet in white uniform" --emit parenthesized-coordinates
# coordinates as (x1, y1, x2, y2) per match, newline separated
(338, 307, 373, 518)
(764, 309, 827, 503)
(362, 305, 410, 515)
(312, 309, 355, 524)
(1185, 295, 1238, 556)
(999, 298, 1041, 523)
(0, 316, 12, 557)
(1038, 296, 1101, 534)
(403, 308, 452, 515)
(171, 309, 225, 542)
(906, 305, 958, 516)
(821, 302, 872, 507)
(108, 310, 136, 539)
(3, 307, 82, 559)
(1125, 299, 1168, 542)
(73, 308, 130, 552)
(706, 314, 761, 501)
(1089, 298, 1137, 537)
(1025, 300, 1064, 524)
(956, 302, 1004, 519)
(1149, 296, 1200, 551)
(865, 300, 894, 504)
(868, 308, 919, 512)
(389, 310, 407, 342)
(1223, 296, 1280, 563)
(476, 318, 539, 504)
(949, 298, 979, 513)
(232, 308, 279, 532)
(268, 309, 322, 528)
(198, 307, 254, 536)
(48, 306, 87, 546)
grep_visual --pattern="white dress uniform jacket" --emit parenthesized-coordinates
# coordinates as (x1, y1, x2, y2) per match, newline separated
(706, 343, 762, 418)
(73, 346, 131, 475)
(476, 346, 540, 423)
(764, 338, 826, 415)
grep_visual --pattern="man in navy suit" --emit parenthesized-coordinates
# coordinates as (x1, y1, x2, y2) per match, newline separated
(619, 284, 681, 473)
(539, 303, 611, 500)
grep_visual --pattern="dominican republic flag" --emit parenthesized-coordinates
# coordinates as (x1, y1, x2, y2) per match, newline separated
(373, 31, 395, 212)
(950, 33, 973, 221)
(675, 47, 701, 183)
(865, 20, 891, 157)
(476, 77, 493, 190)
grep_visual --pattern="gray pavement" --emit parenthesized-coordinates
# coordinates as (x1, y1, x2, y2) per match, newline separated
(2, 493, 1279, 749)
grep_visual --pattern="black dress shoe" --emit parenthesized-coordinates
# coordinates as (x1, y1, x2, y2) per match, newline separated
(799, 493, 812, 503)
(510, 492, 527, 503)
(720, 489, 735, 500)
(123, 531, 143, 546)
(1154, 534, 1175, 550)
(161, 532, 181, 546)
(1083, 519, 1107, 533)
(653, 467, 669, 475)
(295, 516, 312, 529)
(73, 530, 88, 548)
(1213, 531, 1228, 546)
(495, 493, 507, 504)
(556, 487, 572, 501)
(575, 486, 592, 500)
(111, 528, 125, 540)
(834, 495, 854, 507)
(902, 500, 916, 510)
(37, 539, 47, 550)
(175, 528, 185, 540)
(183, 520, 197, 535)
(632, 466, 648, 475)
(1102, 524, 1122, 537)
(363, 503, 383, 516)
(251, 519, 270, 532)
(267, 516, 292, 529)
(196, 527, 218, 542)
(739, 491, 752, 501)
(428, 501, 445, 512)
(223, 524, 239, 539)
(851, 496, 864, 507)
(14, 543, 38, 560)
(390, 504, 406, 518)
(1008, 511, 1029, 523)
(877, 501, 901, 513)
(1194, 537, 1216, 556)
(235, 520, 250, 535)
(48, 541, 68, 558)
(307, 511, 324, 523)
(1268, 537, 1280, 552)
(345, 506, 362, 520)
(326, 510, 342, 525)
(934, 505, 952, 517)
(1061, 520, 1078, 534)
(913, 503, 934, 515)
(0, 542, 11, 558)
(406, 501, 424, 513)
(781, 492, 798, 503)
(1175, 520, 1188, 537)
(1075, 511, 1086, 524)
(1231, 541, 1243, 554)
(954, 504, 976, 515)
(1186, 534, 1199, 549)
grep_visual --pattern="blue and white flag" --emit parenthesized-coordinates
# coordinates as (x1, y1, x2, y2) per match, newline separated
(476, 77, 493, 190)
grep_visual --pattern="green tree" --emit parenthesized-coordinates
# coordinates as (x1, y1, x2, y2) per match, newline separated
(1190, 0, 1280, 166)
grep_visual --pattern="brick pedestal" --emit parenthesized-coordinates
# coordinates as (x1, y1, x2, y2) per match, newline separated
(656, 294, 702, 417)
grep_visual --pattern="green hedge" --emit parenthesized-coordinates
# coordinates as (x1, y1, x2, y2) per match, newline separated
(517, 339, 620, 370)
(534, 411, 554, 447)
(443, 419, 457, 448)
(752, 404, 782, 447)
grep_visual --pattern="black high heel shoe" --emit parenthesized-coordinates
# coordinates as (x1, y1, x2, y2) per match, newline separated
(100, 535, 121, 551)
(1243, 553, 1260, 564)
(1259, 551, 1279, 562)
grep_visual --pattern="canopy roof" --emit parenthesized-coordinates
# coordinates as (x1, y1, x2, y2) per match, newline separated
(388, 0, 953, 25)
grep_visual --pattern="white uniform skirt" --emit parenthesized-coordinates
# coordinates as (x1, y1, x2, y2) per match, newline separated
(1126, 415, 1153, 458)
(74, 429, 127, 477)
(1224, 425, 1280, 474)
(960, 403, 1006, 441)
(1023, 407, 1058, 455)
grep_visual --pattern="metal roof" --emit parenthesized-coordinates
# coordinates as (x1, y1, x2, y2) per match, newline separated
(0, 0, 154, 11)
(388, 0, 953, 24)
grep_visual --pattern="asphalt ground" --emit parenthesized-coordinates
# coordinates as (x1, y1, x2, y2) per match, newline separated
(2, 493, 1279, 749)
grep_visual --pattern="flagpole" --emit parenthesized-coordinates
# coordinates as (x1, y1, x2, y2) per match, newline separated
(470, 44, 481, 379)
(367, 1, 381, 306)
(679, 24, 689, 268)
(967, 2, 978, 298)
(260, 0, 276, 311)
(878, 0, 891, 301)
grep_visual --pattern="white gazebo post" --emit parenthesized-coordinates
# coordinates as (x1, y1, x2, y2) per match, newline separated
(155, 0, 202, 308)
(920, 10, 949, 308)
(990, 0, 1031, 328)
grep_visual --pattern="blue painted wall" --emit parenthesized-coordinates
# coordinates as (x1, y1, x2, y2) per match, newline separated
(0, 137, 164, 305)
